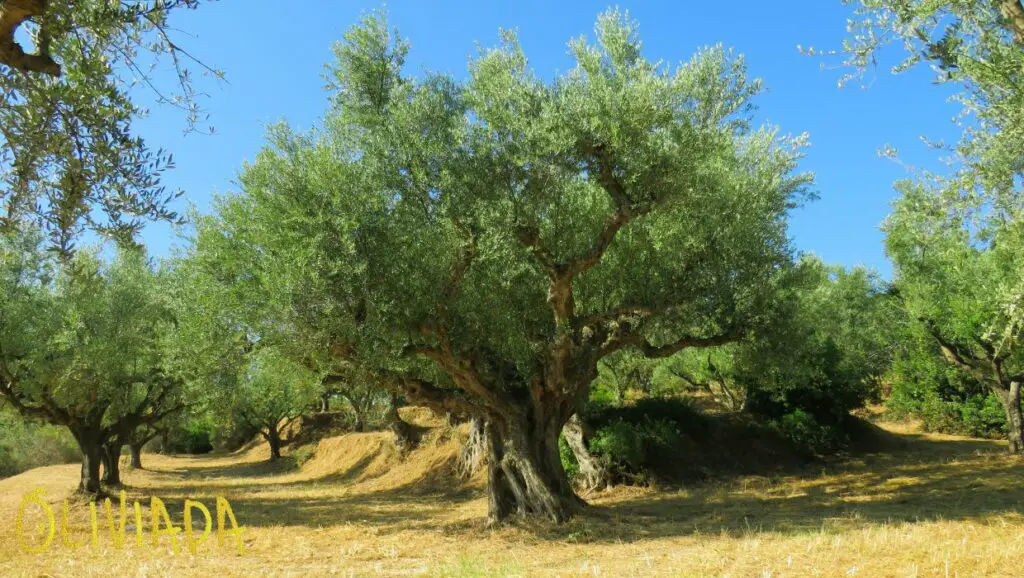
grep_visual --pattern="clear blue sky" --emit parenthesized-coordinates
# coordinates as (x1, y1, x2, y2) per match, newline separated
(135, 0, 963, 278)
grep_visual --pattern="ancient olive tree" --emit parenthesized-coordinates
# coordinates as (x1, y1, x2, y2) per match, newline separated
(227, 10, 811, 523)
(0, 238, 183, 491)
(1, 0, 217, 252)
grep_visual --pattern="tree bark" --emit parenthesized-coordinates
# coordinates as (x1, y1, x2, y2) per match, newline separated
(102, 441, 123, 486)
(265, 427, 282, 461)
(384, 393, 418, 451)
(457, 417, 485, 478)
(320, 392, 331, 413)
(484, 415, 583, 525)
(562, 414, 609, 492)
(75, 437, 103, 494)
(129, 443, 143, 469)
(996, 381, 1024, 455)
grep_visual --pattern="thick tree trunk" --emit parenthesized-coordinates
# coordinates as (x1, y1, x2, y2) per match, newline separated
(266, 427, 282, 461)
(997, 381, 1024, 455)
(384, 394, 418, 452)
(562, 414, 609, 492)
(76, 440, 103, 494)
(353, 414, 365, 433)
(129, 443, 143, 469)
(102, 441, 123, 486)
(484, 416, 583, 525)
(457, 417, 485, 478)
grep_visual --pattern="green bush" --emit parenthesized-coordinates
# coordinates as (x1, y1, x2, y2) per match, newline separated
(164, 416, 216, 454)
(576, 398, 698, 485)
(887, 344, 1009, 438)
(565, 397, 812, 485)
(0, 408, 80, 478)
(771, 409, 842, 455)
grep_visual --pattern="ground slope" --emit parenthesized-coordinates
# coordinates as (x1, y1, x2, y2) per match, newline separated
(1, 420, 1024, 577)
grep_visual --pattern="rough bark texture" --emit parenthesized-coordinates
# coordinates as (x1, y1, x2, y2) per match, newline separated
(562, 414, 609, 492)
(75, 438, 103, 493)
(266, 427, 282, 461)
(101, 441, 123, 486)
(457, 417, 485, 478)
(999, 0, 1024, 45)
(0, 0, 61, 75)
(129, 443, 143, 469)
(384, 394, 419, 452)
(484, 416, 583, 525)
(997, 381, 1024, 455)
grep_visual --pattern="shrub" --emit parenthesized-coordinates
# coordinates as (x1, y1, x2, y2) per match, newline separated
(567, 396, 816, 485)
(771, 409, 842, 455)
(0, 408, 80, 478)
(568, 398, 698, 485)
(164, 417, 216, 454)
(887, 342, 1009, 438)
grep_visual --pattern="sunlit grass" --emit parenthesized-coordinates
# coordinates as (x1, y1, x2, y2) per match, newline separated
(1, 417, 1023, 577)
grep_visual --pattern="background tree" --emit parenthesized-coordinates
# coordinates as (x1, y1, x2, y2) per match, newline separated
(225, 347, 319, 461)
(886, 181, 1024, 453)
(830, 1, 1024, 454)
(0, 239, 182, 492)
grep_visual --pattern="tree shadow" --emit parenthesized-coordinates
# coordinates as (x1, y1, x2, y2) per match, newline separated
(524, 432, 1023, 543)
(116, 423, 1024, 545)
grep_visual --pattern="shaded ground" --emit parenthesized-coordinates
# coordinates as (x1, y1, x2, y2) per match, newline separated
(1, 421, 1023, 577)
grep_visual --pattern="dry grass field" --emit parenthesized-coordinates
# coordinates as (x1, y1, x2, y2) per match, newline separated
(2, 415, 1024, 577)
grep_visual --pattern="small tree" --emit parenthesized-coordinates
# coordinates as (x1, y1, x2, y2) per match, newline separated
(227, 348, 319, 461)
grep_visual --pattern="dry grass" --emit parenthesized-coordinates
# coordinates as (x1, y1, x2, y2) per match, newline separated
(2, 416, 1024, 577)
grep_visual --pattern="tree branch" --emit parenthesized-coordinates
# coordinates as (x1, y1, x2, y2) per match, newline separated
(998, 0, 1024, 46)
(0, 0, 61, 76)
(601, 327, 744, 360)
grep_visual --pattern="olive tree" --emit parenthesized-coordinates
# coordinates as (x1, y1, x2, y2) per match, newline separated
(886, 181, 1024, 453)
(829, 1, 1024, 452)
(224, 10, 811, 523)
(0, 238, 183, 492)
(1, 0, 218, 252)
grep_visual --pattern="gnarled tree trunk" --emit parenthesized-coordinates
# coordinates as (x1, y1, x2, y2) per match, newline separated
(102, 441, 123, 486)
(385, 393, 418, 452)
(129, 443, 143, 469)
(265, 426, 282, 461)
(996, 380, 1024, 455)
(457, 417, 485, 478)
(484, 414, 583, 525)
(71, 428, 104, 494)
(562, 413, 609, 492)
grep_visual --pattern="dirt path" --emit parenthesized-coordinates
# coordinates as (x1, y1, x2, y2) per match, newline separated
(1, 424, 1023, 577)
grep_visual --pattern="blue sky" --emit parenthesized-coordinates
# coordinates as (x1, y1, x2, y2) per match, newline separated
(135, 0, 963, 278)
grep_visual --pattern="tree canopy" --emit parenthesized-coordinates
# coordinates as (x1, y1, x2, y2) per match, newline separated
(201, 9, 813, 523)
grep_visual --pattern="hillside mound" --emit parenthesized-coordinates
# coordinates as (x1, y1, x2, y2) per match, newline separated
(277, 409, 480, 494)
